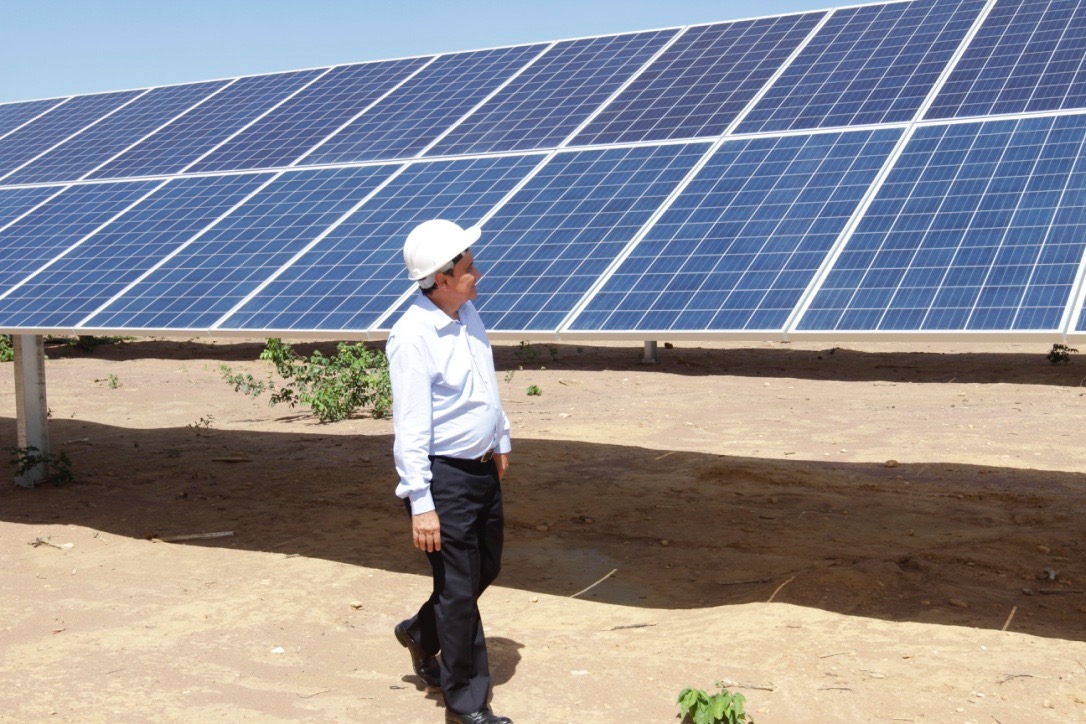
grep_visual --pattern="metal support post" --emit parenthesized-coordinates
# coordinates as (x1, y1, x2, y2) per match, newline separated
(641, 340, 658, 364)
(13, 334, 49, 487)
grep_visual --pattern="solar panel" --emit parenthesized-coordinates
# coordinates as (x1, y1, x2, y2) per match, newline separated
(470, 142, 712, 332)
(2, 0, 1086, 343)
(425, 30, 677, 157)
(736, 0, 986, 134)
(797, 114, 1086, 333)
(928, 0, 1086, 120)
(79, 165, 397, 331)
(0, 174, 270, 329)
(572, 14, 825, 147)
(0, 98, 66, 138)
(219, 154, 543, 332)
(569, 128, 900, 333)
(189, 59, 430, 173)
(2, 81, 227, 186)
(89, 69, 325, 180)
(0, 180, 162, 295)
(300, 44, 547, 165)
(0, 91, 143, 179)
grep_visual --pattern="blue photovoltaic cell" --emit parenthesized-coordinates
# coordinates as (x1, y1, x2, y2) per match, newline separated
(928, 0, 1086, 119)
(221, 154, 542, 331)
(0, 180, 161, 295)
(89, 69, 325, 179)
(0, 98, 65, 138)
(571, 129, 900, 332)
(799, 115, 1086, 332)
(3, 81, 226, 185)
(426, 30, 676, 156)
(572, 13, 825, 146)
(736, 0, 986, 134)
(0, 91, 142, 178)
(81, 165, 398, 330)
(303, 44, 546, 165)
(0, 174, 270, 329)
(0, 186, 65, 231)
(1079, 299, 1086, 333)
(472, 143, 711, 331)
(189, 59, 429, 173)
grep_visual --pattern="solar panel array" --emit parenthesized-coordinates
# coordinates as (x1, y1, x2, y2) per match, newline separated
(2, 0, 1086, 343)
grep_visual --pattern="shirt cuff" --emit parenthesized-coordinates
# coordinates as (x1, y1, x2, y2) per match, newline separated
(497, 432, 512, 455)
(408, 488, 435, 515)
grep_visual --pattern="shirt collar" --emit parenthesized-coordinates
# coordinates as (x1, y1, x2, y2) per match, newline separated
(414, 293, 463, 333)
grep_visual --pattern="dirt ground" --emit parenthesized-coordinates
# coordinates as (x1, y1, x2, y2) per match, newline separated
(1, 336, 1084, 723)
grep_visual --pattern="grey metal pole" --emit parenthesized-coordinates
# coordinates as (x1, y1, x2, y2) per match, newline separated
(641, 340, 658, 364)
(13, 334, 49, 487)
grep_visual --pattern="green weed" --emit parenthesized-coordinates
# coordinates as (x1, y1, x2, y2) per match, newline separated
(677, 682, 750, 724)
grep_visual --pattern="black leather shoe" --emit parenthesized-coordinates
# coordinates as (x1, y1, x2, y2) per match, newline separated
(394, 620, 440, 688)
(445, 710, 512, 724)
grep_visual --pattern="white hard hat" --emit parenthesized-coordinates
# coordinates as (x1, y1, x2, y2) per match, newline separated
(404, 219, 481, 287)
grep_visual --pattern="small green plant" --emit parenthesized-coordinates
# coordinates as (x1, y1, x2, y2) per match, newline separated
(547, 344, 559, 361)
(221, 338, 391, 423)
(7, 446, 74, 486)
(1046, 343, 1077, 365)
(514, 340, 538, 364)
(503, 368, 517, 383)
(0, 335, 12, 362)
(526, 384, 542, 396)
(188, 415, 215, 436)
(677, 682, 750, 724)
(107, 373, 120, 389)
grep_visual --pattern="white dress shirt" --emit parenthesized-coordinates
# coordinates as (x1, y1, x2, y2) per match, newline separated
(387, 295, 512, 515)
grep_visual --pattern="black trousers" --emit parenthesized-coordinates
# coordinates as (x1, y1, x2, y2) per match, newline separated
(403, 455, 504, 715)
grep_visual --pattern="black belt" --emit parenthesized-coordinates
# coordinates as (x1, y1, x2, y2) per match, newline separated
(433, 449, 495, 464)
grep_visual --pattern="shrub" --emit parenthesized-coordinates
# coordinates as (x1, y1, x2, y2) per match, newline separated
(222, 338, 391, 423)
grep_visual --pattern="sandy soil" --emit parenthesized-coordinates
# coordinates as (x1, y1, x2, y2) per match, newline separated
(1, 336, 1084, 723)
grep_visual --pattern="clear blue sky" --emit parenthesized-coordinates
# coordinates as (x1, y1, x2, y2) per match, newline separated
(3, 0, 866, 103)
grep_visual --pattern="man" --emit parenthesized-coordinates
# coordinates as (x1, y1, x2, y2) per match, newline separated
(387, 219, 513, 724)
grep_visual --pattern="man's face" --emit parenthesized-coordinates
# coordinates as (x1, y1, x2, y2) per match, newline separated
(438, 249, 481, 305)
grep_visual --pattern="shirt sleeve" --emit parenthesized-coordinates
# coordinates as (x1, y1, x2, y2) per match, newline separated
(388, 330, 437, 515)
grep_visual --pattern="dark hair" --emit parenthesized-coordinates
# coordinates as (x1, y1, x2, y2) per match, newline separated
(420, 252, 466, 296)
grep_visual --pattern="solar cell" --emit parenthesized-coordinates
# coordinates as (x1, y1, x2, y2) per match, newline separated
(188, 59, 430, 174)
(301, 44, 546, 165)
(572, 13, 825, 146)
(797, 114, 1086, 333)
(0, 186, 67, 232)
(0, 90, 143, 179)
(0, 98, 66, 138)
(470, 142, 712, 331)
(425, 30, 677, 157)
(89, 69, 325, 179)
(736, 0, 986, 134)
(220, 154, 543, 332)
(928, 0, 1086, 119)
(80, 165, 398, 331)
(570, 128, 900, 332)
(0, 180, 162, 295)
(2, 81, 227, 186)
(0, 174, 269, 329)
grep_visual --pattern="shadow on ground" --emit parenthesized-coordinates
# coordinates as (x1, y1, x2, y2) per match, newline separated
(40, 336, 1086, 387)
(2, 418, 1082, 642)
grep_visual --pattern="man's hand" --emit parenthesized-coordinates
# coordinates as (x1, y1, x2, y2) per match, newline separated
(495, 452, 510, 481)
(412, 510, 441, 552)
